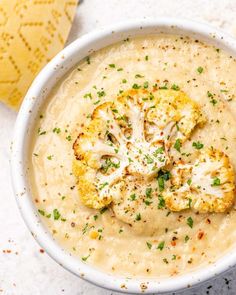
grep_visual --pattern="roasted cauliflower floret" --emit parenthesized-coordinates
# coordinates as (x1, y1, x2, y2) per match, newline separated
(72, 88, 206, 209)
(163, 148, 235, 213)
(145, 90, 206, 147)
(73, 103, 127, 209)
(113, 89, 170, 177)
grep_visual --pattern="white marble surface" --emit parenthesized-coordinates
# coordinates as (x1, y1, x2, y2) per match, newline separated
(1, 0, 236, 294)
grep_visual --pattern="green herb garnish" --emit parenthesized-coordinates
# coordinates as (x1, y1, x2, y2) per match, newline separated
(132, 83, 141, 89)
(171, 84, 180, 91)
(192, 141, 204, 149)
(53, 209, 61, 220)
(157, 241, 165, 250)
(212, 177, 221, 186)
(174, 138, 181, 152)
(145, 188, 152, 198)
(187, 217, 193, 228)
(197, 66, 204, 74)
(146, 242, 152, 249)
(38, 209, 45, 216)
(158, 195, 166, 209)
(135, 213, 141, 221)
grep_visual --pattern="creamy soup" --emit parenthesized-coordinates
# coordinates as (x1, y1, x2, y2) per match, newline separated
(30, 35, 236, 278)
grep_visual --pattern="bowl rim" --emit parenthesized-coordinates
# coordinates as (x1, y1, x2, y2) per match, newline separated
(11, 17, 236, 294)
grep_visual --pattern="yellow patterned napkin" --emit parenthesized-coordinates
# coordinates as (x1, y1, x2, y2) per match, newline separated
(0, 0, 78, 110)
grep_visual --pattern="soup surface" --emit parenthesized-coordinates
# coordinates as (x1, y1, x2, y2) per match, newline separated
(30, 34, 236, 278)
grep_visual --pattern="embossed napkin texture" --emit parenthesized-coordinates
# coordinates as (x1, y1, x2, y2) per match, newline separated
(0, 0, 78, 110)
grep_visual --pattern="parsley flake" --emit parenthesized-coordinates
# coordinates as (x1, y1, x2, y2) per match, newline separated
(212, 177, 221, 186)
(187, 217, 193, 228)
(174, 139, 181, 152)
(53, 209, 61, 220)
(171, 84, 180, 91)
(135, 213, 141, 221)
(192, 141, 204, 149)
(146, 242, 152, 249)
(145, 187, 152, 198)
(197, 66, 204, 74)
(158, 195, 166, 209)
(157, 241, 165, 250)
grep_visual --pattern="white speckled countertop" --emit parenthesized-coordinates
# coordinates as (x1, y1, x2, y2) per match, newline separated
(1, 0, 236, 294)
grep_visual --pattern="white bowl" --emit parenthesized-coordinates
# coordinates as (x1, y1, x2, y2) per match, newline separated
(11, 18, 236, 294)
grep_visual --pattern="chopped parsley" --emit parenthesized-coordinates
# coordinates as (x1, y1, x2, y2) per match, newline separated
(144, 200, 152, 206)
(197, 66, 204, 74)
(145, 188, 152, 198)
(188, 198, 192, 208)
(159, 83, 168, 90)
(207, 91, 213, 98)
(145, 55, 149, 61)
(153, 147, 164, 156)
(53, 209, 61, 220)
(53, 127, 61, 134)
(157, 170, 171, 192)
(211, 177, 221, 186)
(158, 195, 166, 209)
(187, 179, 192, 186)
(38, 209, 45, 216)
(101, 158, 120, 173)
(187, 217, 193, 228)
(37, 128, 46, 136)
(207, 91, 217, 105)
(100, 207, 108, 214)
(97, 90, 106, 97)
(171, 84, 180, 91)
(157, 176, 164, 191)
(135, 74, 144, 78)
(146, 242, 152, 249)
(185, 235, 190, 242)
(82, 223, 89, 234)
(135, 213, 141, 221)
(84, 93, 92, 99)
(99, 182, 109, 190)
(157, 241, 165, 251)
(82, 254, 90, 261)
(145, 154, 154, 164)
(93, 100, 100, 105)
(210, 98, 217, 106)
(174, 138, 181, 152)
(143, 81, 149, 89)
(192, 141, 204, 149)
(132, 83, 141, 89)
(109, 64, 116, 68)
(129, 193, 137, 201)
